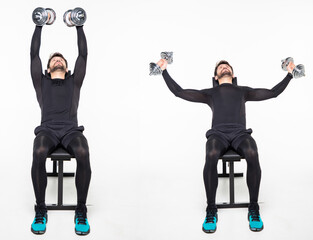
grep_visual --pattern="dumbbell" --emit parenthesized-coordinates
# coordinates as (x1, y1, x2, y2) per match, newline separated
(281, 57, 305, 78)
(149, 52, 173, 76)
(63, 7, 87, 27)
(32, 7, 56, 26)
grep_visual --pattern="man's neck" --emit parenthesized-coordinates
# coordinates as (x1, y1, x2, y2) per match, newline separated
(50, 71, 66, 79)
(218, 76, 232, 85)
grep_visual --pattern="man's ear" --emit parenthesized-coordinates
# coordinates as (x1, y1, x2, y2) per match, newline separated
(214, 76, 218, 80)
(47, 68, 50, 73)
(66, 68, 68, 73)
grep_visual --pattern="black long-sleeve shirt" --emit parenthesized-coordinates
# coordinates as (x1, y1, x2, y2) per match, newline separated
(30, 25, 87, 125)
(162, 69, 293, 128)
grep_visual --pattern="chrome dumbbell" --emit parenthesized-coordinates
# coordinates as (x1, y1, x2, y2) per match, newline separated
(63, 7, 87, 27)
(281, 57, 305, 78)
(32, 7, 56, 26)
(149, 52, 173, 76)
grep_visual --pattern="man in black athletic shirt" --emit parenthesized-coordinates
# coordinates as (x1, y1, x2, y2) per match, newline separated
(30, 24, 91, 235)
(156, 58, 295, 233)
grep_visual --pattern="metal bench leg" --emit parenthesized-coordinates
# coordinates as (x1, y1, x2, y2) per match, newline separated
(229, 161, 235, 204)
(58, 160, 64, 206)
(222, 160, 227, 175)
(47, 161, 58, 177)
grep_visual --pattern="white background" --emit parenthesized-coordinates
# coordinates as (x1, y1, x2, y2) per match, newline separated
(0, 0, 312, 239)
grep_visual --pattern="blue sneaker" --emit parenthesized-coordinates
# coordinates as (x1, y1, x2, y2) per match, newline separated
(31, 206, 47, 234)
(248, 207, 264, 232)
(75, 209, 90, 235)
(202, 209, 218, 233)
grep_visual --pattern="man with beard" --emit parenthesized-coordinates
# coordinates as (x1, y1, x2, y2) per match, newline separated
(30, 24, 91, 235)
(155, 59, 295, 233)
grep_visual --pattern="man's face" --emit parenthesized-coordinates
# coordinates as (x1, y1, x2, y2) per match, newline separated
(48, 56, 67, 73)
(215, 64, 233, 80)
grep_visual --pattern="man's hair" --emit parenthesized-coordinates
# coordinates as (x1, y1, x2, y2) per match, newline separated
(47, 52, 68, 69)
(214, 60, 233, 77)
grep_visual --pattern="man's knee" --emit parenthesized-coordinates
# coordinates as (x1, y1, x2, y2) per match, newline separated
(205, 149, 221, 171)
(206, 149, 220, 162)
(33, 143, 50, 161)
(32, 147, 49, 170)
(75, 147, 91, 172)
(68, 136, 91, 171)
(244, 147, 258, 160)
(33, 134, 54, 159)
(205, 137, 225, 163)
(244, 148, 261, 173)
(68, 135, 89, 155)
(74, 145, 89, 160)
(237, 137, 258, 160)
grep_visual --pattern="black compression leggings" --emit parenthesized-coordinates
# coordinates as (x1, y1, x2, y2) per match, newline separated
(67, 135, 92, 205)
(203, 135, 261, 210)
(31, 134, 92, 206)
(31, 134, 55, 206)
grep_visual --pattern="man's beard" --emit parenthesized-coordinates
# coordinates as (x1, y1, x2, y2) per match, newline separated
(50, 65, 66, 73)
(217, 70, 232, 79)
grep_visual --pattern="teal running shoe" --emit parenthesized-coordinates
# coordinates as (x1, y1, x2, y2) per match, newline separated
(202, 209, 218, 233)
(75, 211, 90, 235)
(31, 206, 47, 234)
(248, 208, 264, 232)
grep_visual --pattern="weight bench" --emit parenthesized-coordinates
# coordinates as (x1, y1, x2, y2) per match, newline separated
(46, 146, 76, 210)
(216, 149, 249, 208)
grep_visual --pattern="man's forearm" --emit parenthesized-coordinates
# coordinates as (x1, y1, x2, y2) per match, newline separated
(30, 26, 42, 59)
(76, 26, 87, 59)
(270, 73, 293, 98)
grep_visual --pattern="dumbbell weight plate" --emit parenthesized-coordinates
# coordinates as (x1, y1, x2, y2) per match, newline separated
(45, 8, 56, 25)
(149, 63, 163, 75)
(281, 57, 294, 71)
(63, 10, 74, 27)
(71, 7, 87, 26)
(293, 64, 305, 78)
(161, 52, 173, 64)
(32, 7, 48, 26)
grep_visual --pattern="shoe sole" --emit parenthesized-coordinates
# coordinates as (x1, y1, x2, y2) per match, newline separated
(75, 228, 90, 236)
(31, 227, 46, 235)
(249, 225, 264, 232)
(202, 226, 216, 234)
